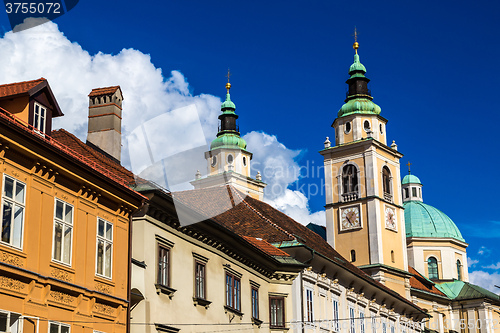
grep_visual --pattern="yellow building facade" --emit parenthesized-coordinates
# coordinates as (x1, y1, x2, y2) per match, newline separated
(0, 79, 144, 333)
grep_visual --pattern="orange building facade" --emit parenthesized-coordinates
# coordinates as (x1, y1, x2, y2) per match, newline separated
(0, 79, 144, 333)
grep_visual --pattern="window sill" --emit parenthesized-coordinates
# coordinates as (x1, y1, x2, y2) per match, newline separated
(224, 305, 243, 317)
(270, 326, 289, 331)
(155, 284, 176, 299)
(193, 297, 211, 309)
(251, 317, 263, 327)
(94, 275, 115, 286)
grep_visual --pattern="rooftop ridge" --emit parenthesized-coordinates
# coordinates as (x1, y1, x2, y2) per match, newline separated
(0, 107, 141, 197)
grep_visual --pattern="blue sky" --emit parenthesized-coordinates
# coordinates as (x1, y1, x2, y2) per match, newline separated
(0, 0, 498, 290)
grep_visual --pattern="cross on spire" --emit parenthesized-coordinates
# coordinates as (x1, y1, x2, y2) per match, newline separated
(407, 161, 412, 174)
(225, 68, 231, 92)
(352, 27, 359, 54)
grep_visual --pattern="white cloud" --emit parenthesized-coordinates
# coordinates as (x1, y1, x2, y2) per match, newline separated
(482, 262, 500, 270)
(0, 22, 325, 226)
(244, 131, 326, 226)
(478, 246, 491, 256)
(468, 257, 479, 268)
(469, 270, 500, 293)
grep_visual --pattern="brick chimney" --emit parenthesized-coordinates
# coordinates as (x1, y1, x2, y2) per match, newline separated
(86, 86, 123, 163)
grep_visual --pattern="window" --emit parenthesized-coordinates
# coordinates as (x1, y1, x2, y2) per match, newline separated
(96, 218, 113, 278)
(457, 260, 462, 281)
(157, 246, 169, 286)
(349, 307, 356, 333)
(428, 257, 439, 279)
(52, 199, 73, 265)
(195, 261, 206, 299)
(227, 154, 234, 164)
(390, 322, 395, 333)
(382, 167, 391, 196)
(1, 176, 25, 248)
(382, 320, 387, 333)
(49, 322, 69, 333)
(404, 188, 409, 198)
(332, 299, 339, 332)
(364, 120, 371, 131)
(251, 287, 259, 319)
(371, 313, 377, 333)
(360, 312, 365, 333)
(269, 296, 285, 328)
(345, 121, 352, 133)
(305, 288, 313, 323)
(225, 272, 241, 312)
(34, 102, 46, 133)
(391, 250, 395, 263)
(0, 311, 21, 333)
(412, 187, 417, 197)
(351, 250, 356, 262)
(342, 165, 358, 197)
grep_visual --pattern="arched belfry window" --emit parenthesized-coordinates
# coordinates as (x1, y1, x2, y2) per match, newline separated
(457, 260, 462, 281)
(382, 166, 392, 201)
(428, 257, 439, 280)
(342, 164, 358, 202)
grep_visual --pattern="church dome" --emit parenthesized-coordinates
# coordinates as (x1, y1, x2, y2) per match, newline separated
(210, 133, 247, 150)
(402, 174, 421, 185)
(338, 98, 381, 117)
(404, 201, 465, 242)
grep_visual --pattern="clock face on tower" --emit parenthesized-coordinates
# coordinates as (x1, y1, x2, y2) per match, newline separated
(385, 206, 397, 231)
(341, 206, 361, 230)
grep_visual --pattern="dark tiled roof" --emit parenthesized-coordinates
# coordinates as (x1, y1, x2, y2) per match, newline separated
(0, 78, 46, 97)
(173, 185, 425, 311)
(409, 266, 447, 297)
(89, 86, 121, 97)
(242, 236, 290, 257)
(51, 129, 135, 185)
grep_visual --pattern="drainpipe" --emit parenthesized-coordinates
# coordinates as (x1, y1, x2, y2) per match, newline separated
(128, 200, 146, 333)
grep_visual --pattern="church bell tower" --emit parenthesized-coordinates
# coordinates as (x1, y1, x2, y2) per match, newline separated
(191, 76, 266, 200)
(320, 37, 411, 297)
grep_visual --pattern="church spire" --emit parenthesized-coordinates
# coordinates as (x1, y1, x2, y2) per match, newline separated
(338, 36, 381, 117)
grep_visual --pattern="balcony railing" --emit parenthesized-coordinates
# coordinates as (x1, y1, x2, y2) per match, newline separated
(384, 192, 393, 202)
(342, 192, 358, 202)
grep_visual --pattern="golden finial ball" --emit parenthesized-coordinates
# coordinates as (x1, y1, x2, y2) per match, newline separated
(353, 42, 359, 50)
(225, 82, 231, 90)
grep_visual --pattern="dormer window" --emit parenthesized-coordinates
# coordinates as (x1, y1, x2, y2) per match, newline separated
(34, 102, 46, 134)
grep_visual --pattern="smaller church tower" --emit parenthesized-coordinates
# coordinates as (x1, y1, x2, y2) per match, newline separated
(403, 172, 469, 282)
(191, 78, 266, 200)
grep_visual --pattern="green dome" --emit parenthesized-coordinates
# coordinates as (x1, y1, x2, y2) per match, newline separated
(402, 174, 422, 185)
(221, 93, 235, 111)
(404, 201, 465, 242)
(349, 54, 366, 76)
(338, 98, 381, 117)
(210, 133, 247, 150)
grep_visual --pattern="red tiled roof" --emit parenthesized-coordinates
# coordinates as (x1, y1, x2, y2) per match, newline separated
(242, 236, 290, 257)
(51, 129, 135, 184)
(89, 86, 121, 97)
(173, 185, 426, 312)
(409, 266, 447, 297)
(0, 78, 46, 98)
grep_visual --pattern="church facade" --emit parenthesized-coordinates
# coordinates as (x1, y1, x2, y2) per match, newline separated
(320, 40, 500, 333)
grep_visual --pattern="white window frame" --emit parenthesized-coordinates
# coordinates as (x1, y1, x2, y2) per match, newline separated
(360, 311, 366, 333)
(332, 298, 340, 332)
(48, 321, 70, 333)
(0, 309, 22, 333)
(52, 199, 74, 266)
(349, 306, 356, 333)
(1, 175, 25, 249)
(33, 102, 47, 134)
(96, 218, 113, 279)
(305, 288, 314, 324)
